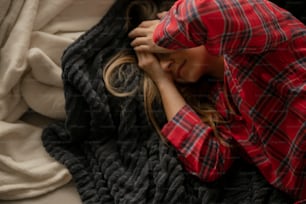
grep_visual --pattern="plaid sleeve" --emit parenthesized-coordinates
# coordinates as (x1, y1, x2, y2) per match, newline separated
(161, 104, 235, 182)
(153, 0, 305, 55)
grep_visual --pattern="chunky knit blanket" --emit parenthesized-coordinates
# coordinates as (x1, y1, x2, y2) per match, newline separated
(42, 0, 297, 203)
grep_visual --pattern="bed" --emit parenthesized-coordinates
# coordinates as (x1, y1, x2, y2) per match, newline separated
(0, 0, 305, 203)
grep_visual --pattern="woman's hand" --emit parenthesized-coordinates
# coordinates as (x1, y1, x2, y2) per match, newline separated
(129, 20, 172, 53)
(135, 51, 173, 85)
(136, 51, 187, 121)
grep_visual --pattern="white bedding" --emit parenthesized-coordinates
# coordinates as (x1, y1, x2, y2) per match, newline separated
(0, 0, 114, 200)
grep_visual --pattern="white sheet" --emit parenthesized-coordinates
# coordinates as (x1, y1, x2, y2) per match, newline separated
(0, 0, 115, 200)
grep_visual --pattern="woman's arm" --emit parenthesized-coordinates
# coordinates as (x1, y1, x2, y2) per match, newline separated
(161, 104, 234, 181)
(136, 51, 234, 181)
(136, 51, 186, 120)
(153, 0, 305, 55)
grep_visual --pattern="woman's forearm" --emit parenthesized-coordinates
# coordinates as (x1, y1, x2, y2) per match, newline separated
(153, 0, 301, 55)
(156, 80, 187, 121)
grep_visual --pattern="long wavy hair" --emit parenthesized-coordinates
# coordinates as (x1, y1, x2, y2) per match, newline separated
(102, 0, 227, 144)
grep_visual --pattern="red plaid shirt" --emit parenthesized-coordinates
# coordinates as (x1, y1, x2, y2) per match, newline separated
(154, 0, 306, 201)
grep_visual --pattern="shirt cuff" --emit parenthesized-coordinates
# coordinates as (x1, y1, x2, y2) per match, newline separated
(161, 104, 204, 148)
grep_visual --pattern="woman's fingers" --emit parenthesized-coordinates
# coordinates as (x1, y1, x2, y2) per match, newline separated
(134, 45, 151, 52)
(129, 20, 159, 38)
(130, 37, 149, 47)
(128, 20, 159, 37)
(129, 19, 173, 53)
(128, 27, 148, 38)
(133, 42, 173, 53)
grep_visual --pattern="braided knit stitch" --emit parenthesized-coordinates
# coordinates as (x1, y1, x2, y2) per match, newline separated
(42, 0, 303, 203)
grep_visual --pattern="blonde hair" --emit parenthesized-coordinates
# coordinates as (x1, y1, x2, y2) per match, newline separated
(103, 50, 164, 138)
(102, 0, 228, 145)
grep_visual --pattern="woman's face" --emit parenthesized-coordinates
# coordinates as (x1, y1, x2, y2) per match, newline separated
(156, 46, 222, 83)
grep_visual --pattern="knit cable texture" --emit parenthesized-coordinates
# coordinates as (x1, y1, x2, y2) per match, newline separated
(42, 0, 295, 203)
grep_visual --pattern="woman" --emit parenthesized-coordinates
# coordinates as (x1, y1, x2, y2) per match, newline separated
(128, 0, 306, 202)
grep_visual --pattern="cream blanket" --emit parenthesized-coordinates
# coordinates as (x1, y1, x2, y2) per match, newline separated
(0, 0, 114, 200)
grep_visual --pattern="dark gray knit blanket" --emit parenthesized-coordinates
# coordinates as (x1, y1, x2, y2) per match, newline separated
(42, 0, 299, 203)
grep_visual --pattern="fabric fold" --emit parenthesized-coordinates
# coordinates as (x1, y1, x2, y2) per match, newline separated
(0, 0, 115, 200)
